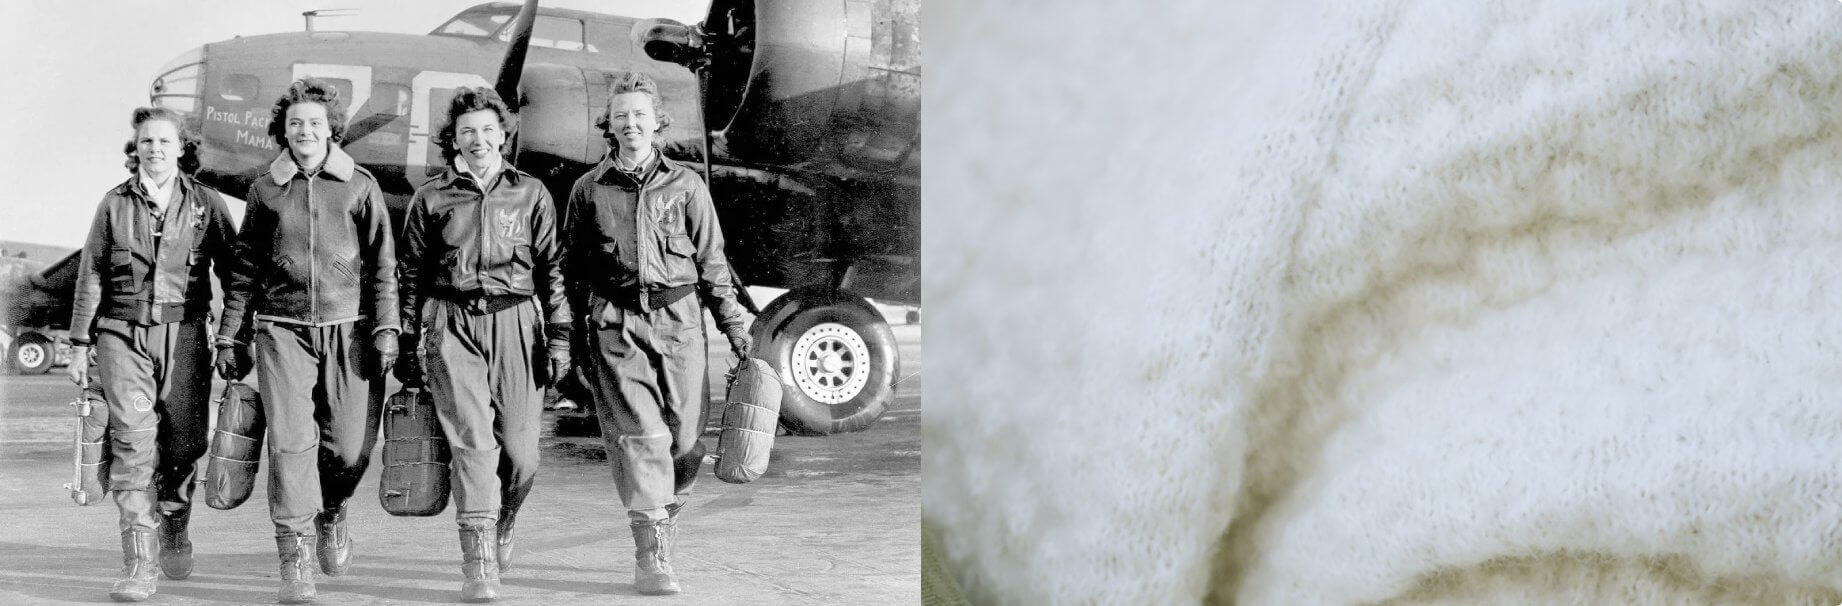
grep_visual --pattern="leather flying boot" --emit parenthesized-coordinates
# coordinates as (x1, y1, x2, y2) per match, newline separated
(158, 508, 194, 580)
(315, 507, 351, 576)
(655, 517, 680, 588)
(459, 524, 502, 602)
(630, 519, 681, 595)
(109, 529, 160, 602)
(497, 479, 533, 574)
(275, 534, 319, 604)
(495, 508, 518, 573)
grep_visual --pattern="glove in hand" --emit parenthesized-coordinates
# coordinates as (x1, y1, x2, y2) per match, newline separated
(395, 353, 424, 388)
(543, 347, 571, 389)
(374, 330, 399, 377)
(728, 332, 753, 361)
(215, 344, 252, 381)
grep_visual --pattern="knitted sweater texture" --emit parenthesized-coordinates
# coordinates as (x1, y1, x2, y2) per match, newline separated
(925, 0, 1842, 603)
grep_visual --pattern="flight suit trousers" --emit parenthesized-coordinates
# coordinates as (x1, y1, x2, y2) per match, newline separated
(253, 319, 385, 536)
(419, 297, 544, 525)
(94, 316, 211, 533)
(583, 293, 708, 523)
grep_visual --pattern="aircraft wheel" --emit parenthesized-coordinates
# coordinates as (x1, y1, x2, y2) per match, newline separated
(750, 287, 897, 435)
(12, 332, 53, 375)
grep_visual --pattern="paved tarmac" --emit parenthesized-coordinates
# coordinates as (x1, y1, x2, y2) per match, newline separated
(0, 325, 920, 605)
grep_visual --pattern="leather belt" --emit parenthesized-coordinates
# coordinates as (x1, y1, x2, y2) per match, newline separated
(598, 283, 695, 313)
(444, 294, 531, 315)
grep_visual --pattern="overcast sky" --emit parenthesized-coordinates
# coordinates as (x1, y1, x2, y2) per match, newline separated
(0, 0, 708, 248)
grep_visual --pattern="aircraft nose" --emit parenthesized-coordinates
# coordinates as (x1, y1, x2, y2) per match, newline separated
(149, 45, 206, 116)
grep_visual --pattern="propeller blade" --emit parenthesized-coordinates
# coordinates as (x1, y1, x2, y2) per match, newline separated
(697, 65, 714, 182)
(493, 0, 540, 108)
(340, 112, 399, 146)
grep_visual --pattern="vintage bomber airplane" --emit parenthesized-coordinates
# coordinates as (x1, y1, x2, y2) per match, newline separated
(16, 0, 919, 434)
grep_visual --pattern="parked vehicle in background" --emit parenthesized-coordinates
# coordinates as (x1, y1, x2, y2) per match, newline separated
(1, 249, 76, 374)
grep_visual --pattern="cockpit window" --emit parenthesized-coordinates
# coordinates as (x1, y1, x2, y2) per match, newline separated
(433, 11, 598, 53)
(498, 16, 598, 53)
(432, 12, 512, 38)
(220, 73, 259, 102)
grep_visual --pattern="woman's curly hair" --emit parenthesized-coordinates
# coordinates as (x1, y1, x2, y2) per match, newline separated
(436, 86, 518, 162)
(124, 106, 201, 175)
(594, 71, 672, 144)
(266, 78, 348, 148)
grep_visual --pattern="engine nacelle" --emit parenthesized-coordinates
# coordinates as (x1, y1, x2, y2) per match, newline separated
(639, 0, 919, 181)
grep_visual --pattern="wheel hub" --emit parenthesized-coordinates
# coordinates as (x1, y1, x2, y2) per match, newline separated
(17, 344, 44, 367)
(789, 323, 871, 405)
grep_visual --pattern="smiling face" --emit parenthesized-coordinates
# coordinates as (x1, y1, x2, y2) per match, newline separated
(134, 117, 183, 180)
(284, 101, 332, 167)
(605, 91, 659, 157)
(454, 108, 506, 172)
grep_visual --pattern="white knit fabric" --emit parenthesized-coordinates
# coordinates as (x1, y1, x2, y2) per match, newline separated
(924, 0, 1842, 603)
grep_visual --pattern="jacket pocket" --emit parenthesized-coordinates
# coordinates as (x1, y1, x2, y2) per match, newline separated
(664, 236, 701, 281)
(510, 244, 534, 291)
(437, 248, 462, 290)
(330, 256, 360, 283)
(596, 242, 624, 272)
(186, 248, 209, 284)
(662, 234, 697, 281)
(664, 235, 696, 258)
(107, 247, 140, 294)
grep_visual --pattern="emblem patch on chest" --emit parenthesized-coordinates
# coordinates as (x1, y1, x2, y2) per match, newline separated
(496, 208, 522, 238)
(190, 203, 207, 230)
(654, 192, 686, 225)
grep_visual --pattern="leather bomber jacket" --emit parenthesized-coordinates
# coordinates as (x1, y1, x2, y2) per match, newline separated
(562, 150, 747, 336)
(217, 146, 400, 343)
(68, 174, 239, 344)
(398, 162, 569, 336)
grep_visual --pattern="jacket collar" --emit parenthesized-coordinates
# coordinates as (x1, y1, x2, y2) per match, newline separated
(438, 158, 524, 189)
(269, 144, 356, 186)
(592, 146, 678, 186)
(117, 172, 195, 204)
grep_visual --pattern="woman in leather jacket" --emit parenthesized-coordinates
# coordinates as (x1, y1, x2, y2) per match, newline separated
(67, 106, 239, 602)
(395, 86, 570, 602)
(213, 78, 401, 604)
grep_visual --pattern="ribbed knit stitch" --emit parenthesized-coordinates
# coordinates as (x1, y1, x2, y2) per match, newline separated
(925, 0, 1842, 603)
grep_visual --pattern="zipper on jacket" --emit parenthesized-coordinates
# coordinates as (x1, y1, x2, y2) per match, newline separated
(637, 164, 659, 291)
(146, 190, 161, 313)
(307, 175, 317, 323)
(476, 175, 487, 292)
(636, 175, 649, 293)
(143, 189, 162, 320)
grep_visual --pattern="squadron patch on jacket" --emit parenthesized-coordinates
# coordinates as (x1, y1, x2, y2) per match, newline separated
(132, 393, 153, 412)
(654, 192, 686, 225)
(496, 208, 523, 239)
(191, 203, 207, 230)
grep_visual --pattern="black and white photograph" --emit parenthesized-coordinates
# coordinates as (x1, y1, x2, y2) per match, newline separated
(0, 1, 919, 603)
